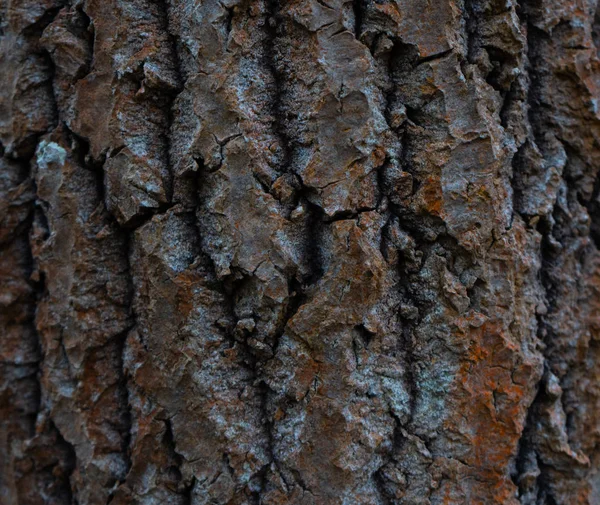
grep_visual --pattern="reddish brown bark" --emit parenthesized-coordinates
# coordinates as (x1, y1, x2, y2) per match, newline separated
(1, 0, 600, 504)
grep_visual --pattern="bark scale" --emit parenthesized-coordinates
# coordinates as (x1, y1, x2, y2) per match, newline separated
(1, 0, 600, 504)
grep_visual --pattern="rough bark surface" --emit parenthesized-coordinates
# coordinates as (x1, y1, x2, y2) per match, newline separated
(1, 0, 600, 504)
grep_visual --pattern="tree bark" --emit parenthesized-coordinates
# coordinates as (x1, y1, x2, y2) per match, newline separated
(1, 0, 600, 503)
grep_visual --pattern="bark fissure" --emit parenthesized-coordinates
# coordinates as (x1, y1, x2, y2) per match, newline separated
(509, 2, 600, 502)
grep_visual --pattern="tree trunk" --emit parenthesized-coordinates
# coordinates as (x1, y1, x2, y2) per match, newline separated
(2, 0, 600, 503)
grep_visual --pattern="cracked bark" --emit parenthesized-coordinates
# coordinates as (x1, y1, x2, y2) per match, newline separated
(2, 0, 600, 504)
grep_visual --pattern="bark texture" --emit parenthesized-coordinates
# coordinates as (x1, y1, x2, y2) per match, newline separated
(1, 0, 600, 504)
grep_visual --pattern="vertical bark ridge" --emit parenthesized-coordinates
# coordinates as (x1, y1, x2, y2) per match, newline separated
(28, 1, 138, 500)
(256, 3, 404, 503)
(509, 1, 600, 503)
(354, 2, 548, 503)
(0, 154, 76, 505)
(0, 1, 78, 503)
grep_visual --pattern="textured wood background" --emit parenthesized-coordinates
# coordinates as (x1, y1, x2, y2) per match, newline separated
(1, 0, 600, 503)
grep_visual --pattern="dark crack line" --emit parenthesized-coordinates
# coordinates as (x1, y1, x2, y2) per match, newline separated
(156, 0, 185, 204)
(264, 0, 293, 178)
(509, 4, 591, 499)
(352, 0, 364, 40)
